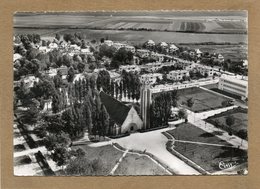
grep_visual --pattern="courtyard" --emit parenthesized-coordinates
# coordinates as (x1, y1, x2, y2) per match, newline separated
(177, 87, 232, 112)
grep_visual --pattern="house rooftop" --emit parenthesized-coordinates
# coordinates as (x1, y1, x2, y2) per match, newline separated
(100, 91, 130, 125)
(220, 75, 248, 85)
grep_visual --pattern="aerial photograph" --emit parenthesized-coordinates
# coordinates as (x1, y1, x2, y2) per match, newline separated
(13, 11, 248, 176)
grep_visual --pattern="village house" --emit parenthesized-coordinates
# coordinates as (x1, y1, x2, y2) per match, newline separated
(242, 60, 248, 68)
(141, 62, 162, 72)
(20, 75, 39, 89)
(167, 70, 190, 81)
(151, 52, 165, 62)
(113, 42, 125, 50)
(146, 39, 155, 47)
(13, 53, 22, 62)
(38, 46, 50, 53)
(57, 65, 69, 80)
(195, 49, 203, 57)
(119, 65, 141, 73)
(176, 59, 195, 71)
(160, 42, 168, 48)
(139, 73, 163, 84)
(100, 91, 143, 135)
(169, 44, 179, 52)
(43, 67, 58, 78)
(104, 40, 113, 46)
(112, 42, 135, 53)
(124, 45, 136, 53)
(217, 54, 225, 62)
(195, 65, 214, 77)
(48, 42, 59, 50)
(136, 49, 150, 58)
(108, 71, 121, 83)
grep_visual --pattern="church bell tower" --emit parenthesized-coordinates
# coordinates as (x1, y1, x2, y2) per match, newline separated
(140, 78, 152, 130)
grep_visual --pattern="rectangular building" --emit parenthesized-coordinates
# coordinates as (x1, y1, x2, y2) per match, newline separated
(139, 73, 163, 84)
(119, 65, 141, 73)
(167, 70, 190, 81)
(218, 75, 248, 100)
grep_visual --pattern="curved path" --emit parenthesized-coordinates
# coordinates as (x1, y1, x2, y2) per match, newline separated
(90, 128, 200, 175)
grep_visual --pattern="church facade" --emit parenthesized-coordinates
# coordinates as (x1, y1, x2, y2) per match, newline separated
(100, 91, 143, 136)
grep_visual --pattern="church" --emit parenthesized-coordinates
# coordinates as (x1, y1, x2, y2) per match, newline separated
(100, 91, 143, 136)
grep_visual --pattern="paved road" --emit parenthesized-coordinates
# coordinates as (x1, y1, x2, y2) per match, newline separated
(90, 128, 200, 175)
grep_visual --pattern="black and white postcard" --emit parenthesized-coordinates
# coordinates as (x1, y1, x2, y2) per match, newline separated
(13, 11, 248, 176)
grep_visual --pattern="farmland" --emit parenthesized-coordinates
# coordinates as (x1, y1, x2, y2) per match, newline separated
(14, 12, 247, 45)
(14, 28, 247, 45)
(14, 12, 247, 34)
(167, 123, 247, 173)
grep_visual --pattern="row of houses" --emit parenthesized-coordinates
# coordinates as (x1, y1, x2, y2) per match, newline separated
(104, 40, 135, 53)
(104, 40, 179, 61)
(119, 61, 177, 74)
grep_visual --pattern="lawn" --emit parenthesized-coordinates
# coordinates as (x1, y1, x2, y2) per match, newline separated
(205, 107, 248, 140)
(167, 123, 247, 173)
(72, 144, 124, 175)
(114, 153, 169, 175)
(167, 123, 230, 145)
(177, 87, 231, 112)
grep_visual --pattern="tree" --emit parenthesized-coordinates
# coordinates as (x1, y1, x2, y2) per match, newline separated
(178, 109, 188, 120)
(187, 98, 194, 108)
(52, 146, 70, 167)
(44, 132, 71, 151)
(226, 116, 235, 135)
(96, 70, 111, 92)
(53, 74, 63, 88)
(99, 44, 116, 58)
(26, 48, 39, 60)
(67, 67, 75, 83)
(77, 62, 85, 73)
(55, 33, 61, 41)
(21, 104, 40, 125)
(100, 104, 110, 137)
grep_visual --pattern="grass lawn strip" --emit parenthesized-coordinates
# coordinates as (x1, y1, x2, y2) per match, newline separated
(72, 144, 124, 175)
(112, 143, 172, 175)
(166, 123, 247, 173)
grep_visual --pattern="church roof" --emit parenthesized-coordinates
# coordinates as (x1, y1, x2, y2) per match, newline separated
(100, 91, 130, 125)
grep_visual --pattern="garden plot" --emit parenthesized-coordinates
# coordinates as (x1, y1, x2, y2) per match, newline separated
(177, 87, 231, 112)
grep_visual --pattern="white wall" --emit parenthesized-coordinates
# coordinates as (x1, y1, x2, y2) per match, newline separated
(121, 107, 143, 133)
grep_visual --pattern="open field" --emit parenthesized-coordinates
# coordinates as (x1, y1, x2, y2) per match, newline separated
(205, 107, 248, 140)
(14, 12, 247, 34)
(114, 153, 169, 175)
(167, 123, 247, 173)
(177, 87, 231, 112)
(14, 28, 247, 45)
(179, 44, 247, 61)
(14, 12, 247, 45)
